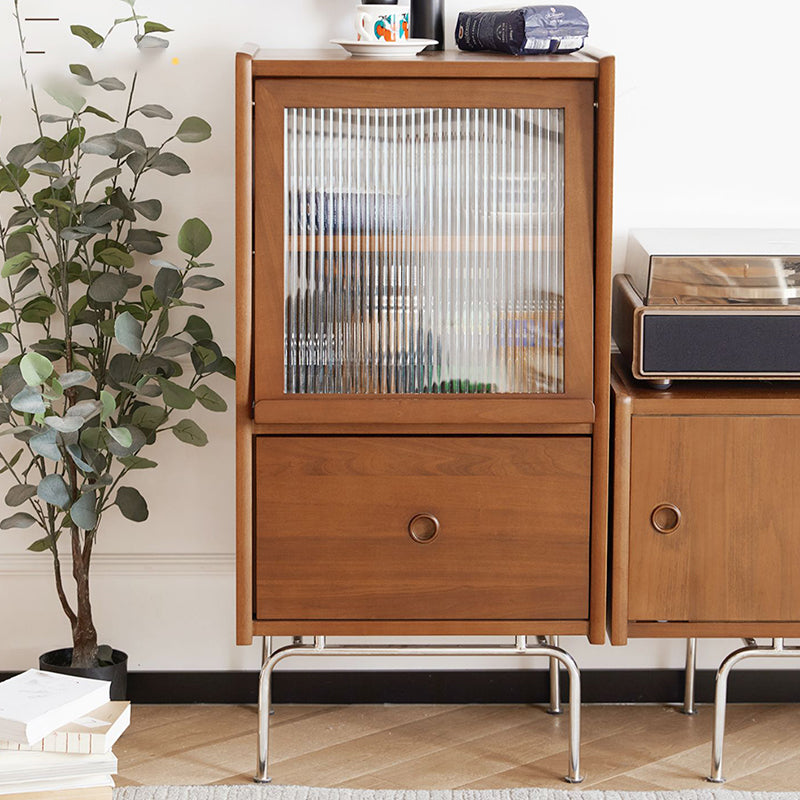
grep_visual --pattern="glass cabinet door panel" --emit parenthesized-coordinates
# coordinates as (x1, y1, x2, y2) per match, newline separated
(284, 106, 564, 395)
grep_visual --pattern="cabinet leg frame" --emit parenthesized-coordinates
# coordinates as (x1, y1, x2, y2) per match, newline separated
(682, 638, 698, 716)
(708, 638, 800, 783)
(255, 635, 584, 785)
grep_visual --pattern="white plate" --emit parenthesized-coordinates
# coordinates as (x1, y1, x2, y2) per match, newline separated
(330, 39, 438, 58)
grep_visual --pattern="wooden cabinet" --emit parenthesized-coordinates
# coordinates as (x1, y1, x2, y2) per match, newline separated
(236, 50, 615, 644)
(611, 355, 800, 643)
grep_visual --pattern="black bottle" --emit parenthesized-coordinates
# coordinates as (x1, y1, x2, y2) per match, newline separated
(410, 0, 444, 50)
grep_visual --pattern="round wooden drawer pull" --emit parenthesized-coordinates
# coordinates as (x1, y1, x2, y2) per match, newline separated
(408, 513, 439, 543)
(651, 503, 682, 534)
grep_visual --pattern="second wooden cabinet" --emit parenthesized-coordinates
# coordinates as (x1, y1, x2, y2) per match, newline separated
(611, 356, 800, 642)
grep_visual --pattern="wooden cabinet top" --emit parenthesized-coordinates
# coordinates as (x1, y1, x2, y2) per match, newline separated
(242, 46, 609, 79)
(612, 354, 800, 415)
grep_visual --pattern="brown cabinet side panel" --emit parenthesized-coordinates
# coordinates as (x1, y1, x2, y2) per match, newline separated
(255, 436, 591, 621)
(628, 416, 800, 622)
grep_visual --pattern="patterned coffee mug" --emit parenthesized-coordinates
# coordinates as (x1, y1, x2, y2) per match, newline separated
(355, 5, 410, 43)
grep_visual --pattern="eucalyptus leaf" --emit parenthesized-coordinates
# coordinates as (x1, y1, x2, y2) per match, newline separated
(98, 77, 126, 91)
(0, 164, 29, 193)
(69, 64, 94, 85)
(66, 399, 103, 419)
(83, 205, 123, 227)
(172, 418, 207, 446)
(156, 378, 194, 410)
(136, 34, 169, 49)
(177, 218, 211, 257)
(70, 491, 97, 530)
(29, 429, 62, 461)
(59, 370, 92, 389)
(108, 426, 132, 448)
(99, 390, 116, 422)
(149, 258, 179, 270)
(37, 474, 71, 510)
(66, 443, 94, 472)
(90, 167, 122, 188)
(11, 387, 45, 415)
(153, 267, 181, 304)
(5, 484, 37, 507)
(132, 199, 162, 221)
(0, 512, 37, 530)
(184, 315, 212, 342)
(70, 24, 104, 48)
(89, 273, 128, 303)
(84, 106, 116, 123)
(28, 162, 63, 177)
(82, 134, 118, 156)
(0, 334, 7, 355)
(114, 311, 142, 355)
(44, 85, 86, 114)
(154, 336, 192, 358)
(144, 21, 173, 33)
(135, 104, 172, 120)
(7, 142, 42, 167)
(126, 228, 163, 255)
(130, 405, 167, 430)
(150, 152, 189, 176)
(116, 486, 148, 521)
(194, 384, 227, 412)
(43, 415, 85, 433)
(1, 251, 34, 278)
(119, 455, 157, 470)
(115, 128, 146, 153)
(184, 275, 223, 291)
(2, 365, 26, 401)
(175, 116, 211, 144)
(96, 247, 134, 269)
(20, 353, 54, 387)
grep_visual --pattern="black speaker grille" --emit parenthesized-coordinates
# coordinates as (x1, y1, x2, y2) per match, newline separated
(642, 314, 800, 374)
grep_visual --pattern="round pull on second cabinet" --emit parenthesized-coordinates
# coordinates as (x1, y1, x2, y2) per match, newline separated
(408, 513, 440, 543)
(651, 503, 682, 535)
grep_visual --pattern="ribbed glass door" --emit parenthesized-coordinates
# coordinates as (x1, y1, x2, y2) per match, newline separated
(284, 107, 564, 395)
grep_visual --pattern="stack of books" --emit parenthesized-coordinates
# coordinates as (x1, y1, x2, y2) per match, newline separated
(0, 670, 130, 799)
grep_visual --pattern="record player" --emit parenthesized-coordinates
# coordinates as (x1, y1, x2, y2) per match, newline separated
(613, 229, 800, 386)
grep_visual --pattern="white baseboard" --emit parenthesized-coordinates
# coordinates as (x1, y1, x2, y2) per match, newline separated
(0, 553, 235, 576)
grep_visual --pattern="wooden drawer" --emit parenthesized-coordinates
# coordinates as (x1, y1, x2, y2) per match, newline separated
(254, 436, 591, 621)
(628, 416, 800, 623)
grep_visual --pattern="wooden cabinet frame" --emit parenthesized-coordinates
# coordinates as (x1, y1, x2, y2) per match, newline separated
(236, 49, 615, 646)
(610, 355, 800, 644)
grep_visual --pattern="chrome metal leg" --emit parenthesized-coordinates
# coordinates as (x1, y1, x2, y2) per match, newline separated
(708, 637, 799, 783)
(262, 637, 275, 717)
(547, 635, 563, 715)
(682, 638, 698, 715)
(254, 636, 583, 784)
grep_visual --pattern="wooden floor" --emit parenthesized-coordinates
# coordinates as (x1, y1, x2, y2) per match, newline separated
(114, 703, 800, 790)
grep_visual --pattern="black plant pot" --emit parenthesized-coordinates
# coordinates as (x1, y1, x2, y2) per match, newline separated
(39, 648, 128, 701)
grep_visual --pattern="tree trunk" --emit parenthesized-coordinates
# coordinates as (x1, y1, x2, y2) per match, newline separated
(70, 531, 98, 668)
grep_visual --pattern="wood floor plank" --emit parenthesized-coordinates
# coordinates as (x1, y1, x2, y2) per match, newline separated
(114, 703, 800, 791)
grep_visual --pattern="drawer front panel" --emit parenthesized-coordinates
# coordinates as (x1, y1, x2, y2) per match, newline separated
(254, 436, 591, 621)
(629, 416, 800, 622)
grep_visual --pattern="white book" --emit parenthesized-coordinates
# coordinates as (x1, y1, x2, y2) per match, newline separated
(0, 750, 116, 784)
(0, 773, 113, 796)
(0, 672, 110, 745)
(0, 702, 130, 754)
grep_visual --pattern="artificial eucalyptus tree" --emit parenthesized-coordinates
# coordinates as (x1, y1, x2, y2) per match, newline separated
(0, 1, 233, 667)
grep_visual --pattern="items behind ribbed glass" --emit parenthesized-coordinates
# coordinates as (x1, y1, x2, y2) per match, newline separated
(283, 106, 565, 395)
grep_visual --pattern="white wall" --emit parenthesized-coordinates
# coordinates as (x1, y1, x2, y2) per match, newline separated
(2, 0, 800, 675)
